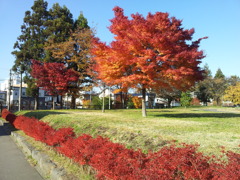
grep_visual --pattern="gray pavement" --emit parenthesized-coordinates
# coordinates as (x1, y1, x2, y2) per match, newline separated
(0, 120, 44, 180)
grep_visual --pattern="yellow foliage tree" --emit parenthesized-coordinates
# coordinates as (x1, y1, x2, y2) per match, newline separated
(132, 96, 142, 109)
(82, 99, 91, 108)
(224, 83, 240, 104)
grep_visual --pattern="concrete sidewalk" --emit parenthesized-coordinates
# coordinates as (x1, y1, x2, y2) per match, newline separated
(0, 120, 44, 180)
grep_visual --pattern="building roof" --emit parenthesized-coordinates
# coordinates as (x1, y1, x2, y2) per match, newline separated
(12, 84, 28, 88)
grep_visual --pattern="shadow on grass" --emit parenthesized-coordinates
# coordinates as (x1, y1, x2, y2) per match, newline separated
(153, 113, 240, 118)
(150, 110, 174, 113)
(22, 111, 68, 120)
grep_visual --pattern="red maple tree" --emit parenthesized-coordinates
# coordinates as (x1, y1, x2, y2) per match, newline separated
(91, 6, 207, 117)
(31, 60, 79, 109)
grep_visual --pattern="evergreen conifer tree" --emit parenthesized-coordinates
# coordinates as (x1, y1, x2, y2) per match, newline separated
(12, 0, 79, 109)
(12, 0, 49, 109)
(44, 3, 74, 62)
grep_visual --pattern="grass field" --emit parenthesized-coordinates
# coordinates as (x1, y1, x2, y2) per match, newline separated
(16, 107, 240, 156)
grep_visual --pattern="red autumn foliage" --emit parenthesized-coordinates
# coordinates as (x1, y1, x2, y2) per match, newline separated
(191, 97, 201, 106)
(91, 6, 207, 91)
(50, 128, 76, 146)
(1, 108, 9, 119)
(212, 151, 240, 179)
(1, 108, 17, 124)
(1, 109, 239, 179)
(91, 6, 207, 116)
(31, 59, 79, 96)
(2, 110, 75, 147)
(143, 144, 215, 179)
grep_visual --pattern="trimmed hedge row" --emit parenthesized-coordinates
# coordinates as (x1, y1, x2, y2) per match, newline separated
(1, 109, 239, 179)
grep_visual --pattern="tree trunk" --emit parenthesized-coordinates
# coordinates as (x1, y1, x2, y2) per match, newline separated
(142, 88, 147, 117)
(34, 87, 39, 110)
(60, 96, 63, 109)
(120, 92, 124, 108)
(34, 96, 38, 110)
(102, 95, 105, 113)
(52, 96, 55, 110)
(216, 97, 221, 106)
(167, 98, 173, 108)
(71, 96, 76, 109)
(102, 87, 105, 112)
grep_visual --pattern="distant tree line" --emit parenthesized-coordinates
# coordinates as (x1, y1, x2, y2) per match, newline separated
(194, 64, 240, 106)
(165, 64, 240, 108)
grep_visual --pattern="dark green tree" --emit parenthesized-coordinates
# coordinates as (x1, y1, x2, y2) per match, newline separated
(12, 0, 49, 110)
(44, 3, 74, 62)
(180, 91, 192, 108)
(214, 68, 225, 79)
(195, 64, 213, 106)
(74, 12, 89, 29)
(12, 1, 80, 109)
(202, 64, 212, 78)
(211, 68, 227, 105)
(227, 75, 240, 86)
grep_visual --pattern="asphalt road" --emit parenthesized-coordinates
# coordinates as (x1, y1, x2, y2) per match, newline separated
(0, 121, 44, 180)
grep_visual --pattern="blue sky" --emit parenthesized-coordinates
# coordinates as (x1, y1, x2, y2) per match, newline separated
(0, 0, 239, 81)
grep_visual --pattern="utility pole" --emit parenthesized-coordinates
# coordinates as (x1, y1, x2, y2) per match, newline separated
(18, 70, 23, 111)
(8, 70, 12, 111)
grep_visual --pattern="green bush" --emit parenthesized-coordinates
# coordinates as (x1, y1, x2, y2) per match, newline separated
(91, 96, 112, 109)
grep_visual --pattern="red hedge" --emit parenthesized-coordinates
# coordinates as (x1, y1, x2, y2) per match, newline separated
(3, 110, 75, 147)
(1, 108, 17, 124)
(1, 109, 240, 179)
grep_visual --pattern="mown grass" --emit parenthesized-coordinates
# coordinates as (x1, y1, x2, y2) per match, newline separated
(16, 107, 240, 156)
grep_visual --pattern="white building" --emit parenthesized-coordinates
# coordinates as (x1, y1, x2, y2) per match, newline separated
(0, 91, 7, 106)
(0, 75, 47, 110)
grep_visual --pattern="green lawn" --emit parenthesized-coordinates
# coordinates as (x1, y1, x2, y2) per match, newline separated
(16, 107, 240, 156)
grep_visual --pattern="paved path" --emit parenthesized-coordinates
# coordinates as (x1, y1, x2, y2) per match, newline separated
(0, 120, 44, 180)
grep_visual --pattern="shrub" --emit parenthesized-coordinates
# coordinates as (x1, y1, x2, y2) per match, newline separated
(127, 97, 135, 109)
(180, 91, 193, 108)
(191, 97, 201, 106)
(82, 99, 91, 108)
(132, 96, 142, 109)
(57, 134, 93, 164)
(1, 108, 10, 119)
(1, 108, 17, 124)
(91, 96, 112, 109)
(51, 128, 76, 146)
(13, 115, 26, 129)
(1, 109, 239, 179)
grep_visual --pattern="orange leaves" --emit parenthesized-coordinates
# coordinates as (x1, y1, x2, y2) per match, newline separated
(91, 6, 206, 91)
(132, 96, 142, 109)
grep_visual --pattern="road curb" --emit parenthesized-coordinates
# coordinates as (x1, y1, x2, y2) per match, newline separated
(11, 131, 77, 180)
(0, 119, 77, 180)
